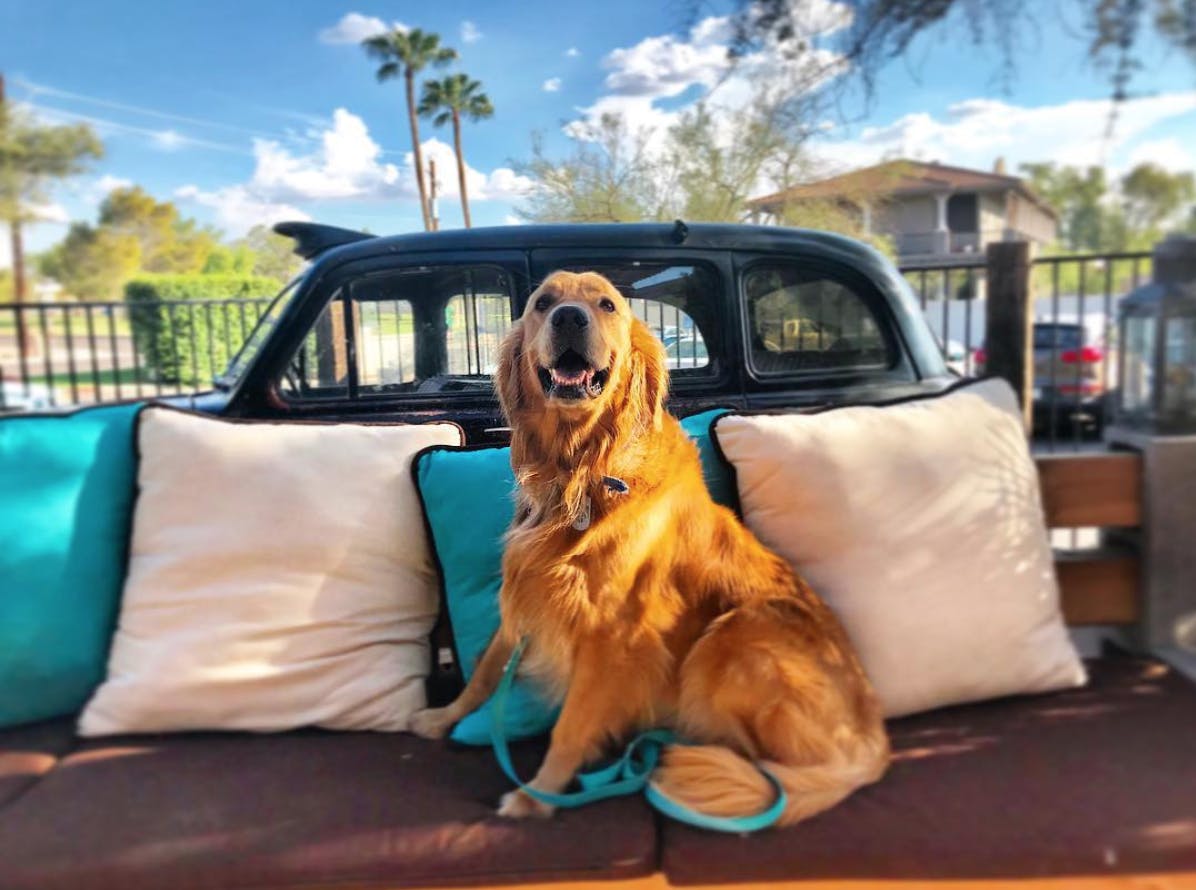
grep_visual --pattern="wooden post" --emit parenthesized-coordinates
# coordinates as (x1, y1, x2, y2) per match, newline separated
(985, 240, 1034, 428)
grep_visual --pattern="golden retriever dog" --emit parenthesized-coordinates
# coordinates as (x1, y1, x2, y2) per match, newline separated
(411, 270, 889, 825)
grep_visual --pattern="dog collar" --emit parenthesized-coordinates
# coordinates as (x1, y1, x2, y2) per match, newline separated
(572, 477, 630, 531)
(602, 476, 629, 495)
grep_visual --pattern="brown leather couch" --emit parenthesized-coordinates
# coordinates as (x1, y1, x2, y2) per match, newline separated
(2, 650, 1195, 890)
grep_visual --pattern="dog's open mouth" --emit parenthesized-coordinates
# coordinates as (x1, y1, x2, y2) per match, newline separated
(537, 348, 610, 401)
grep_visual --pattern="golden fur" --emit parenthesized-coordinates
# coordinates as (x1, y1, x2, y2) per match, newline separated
(410, 270, 889, 824)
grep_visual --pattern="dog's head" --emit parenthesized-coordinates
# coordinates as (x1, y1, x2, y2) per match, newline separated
(496, 270, 667, 431)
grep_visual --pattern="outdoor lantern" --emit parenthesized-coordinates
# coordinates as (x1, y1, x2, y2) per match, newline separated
(1117, 235, 1196, 433)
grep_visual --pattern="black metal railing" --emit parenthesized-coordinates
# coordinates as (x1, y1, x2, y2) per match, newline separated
(902, 263, 988, 378)
(0, 299, 272, 413)
(901, 250, 1153, 452)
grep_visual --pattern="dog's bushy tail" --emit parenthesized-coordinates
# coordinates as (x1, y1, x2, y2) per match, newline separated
(652, 742, 886, 827)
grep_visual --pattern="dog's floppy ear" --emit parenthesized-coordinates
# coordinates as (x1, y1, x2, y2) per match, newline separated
(628, 318, 668, 430)
(494, 321, 526, 420)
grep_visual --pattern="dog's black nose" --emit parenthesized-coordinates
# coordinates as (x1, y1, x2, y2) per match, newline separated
(551, 305, 589, 330)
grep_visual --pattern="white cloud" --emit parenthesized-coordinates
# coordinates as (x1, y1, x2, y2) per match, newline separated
(152, 129, 186, 151)
(564, 9, 849, 157)
(776, 0, 854, 41)
(593, 7, 850, 103)
(175, 185, 310, 235)
(319, 12, 406, 45)
(251, 108, 404, 201)
(601, 17, 733, 99)
(28, 202, 70, 224)
(565, 47, 580, 58)
(94, 174, 133, 195)
(420, 138, 534, 201)
(461, 20, 482, 43)
(811, 92, 1196, 174)
(1124, 136, 1195, 173)
(174, 108, 530, 235)
(503, 213, 525, 225)
(562, 94, 676, 149)
(542, 78, 562, 93)
(482, 166, 536, 200)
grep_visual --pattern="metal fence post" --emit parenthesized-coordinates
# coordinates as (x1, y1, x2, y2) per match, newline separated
(985, 240, 1034, 428)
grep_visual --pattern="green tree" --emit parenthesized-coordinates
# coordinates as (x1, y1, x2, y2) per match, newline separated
(201, 242, 255, 275)
(362, 28, 457, 232)
(40, 223, 140, 301)
(1020, 163, 1120, 251)
(0, 77, 102, 348)
(419, 73, 494, 228)
(98, 186, 217, 273)
(230, 224, 306, 280)
(516, 115, 667, 223)
(666, 92, 814, 223)
(1121, 162, 1196, 234)
(39, 187, 222, 300)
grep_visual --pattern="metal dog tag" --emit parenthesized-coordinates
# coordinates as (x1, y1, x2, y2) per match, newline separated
(572, 495, 592, 531)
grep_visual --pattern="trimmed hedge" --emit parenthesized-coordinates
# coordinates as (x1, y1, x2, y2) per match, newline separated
(125, 274, 282, 386)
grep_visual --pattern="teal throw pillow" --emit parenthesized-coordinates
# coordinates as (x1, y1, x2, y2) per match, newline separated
(412, 407, 735, 746)
(679, 407, 735, 510)
(0, 402, 143, 727)
(415, 445, 559, 745)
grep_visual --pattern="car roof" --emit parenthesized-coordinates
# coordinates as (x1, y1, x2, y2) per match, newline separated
(294, 221, 894, 272)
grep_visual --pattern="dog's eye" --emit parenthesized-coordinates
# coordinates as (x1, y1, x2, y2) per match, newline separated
(534, 295, 552, 312)
(599, 298, 616, 313)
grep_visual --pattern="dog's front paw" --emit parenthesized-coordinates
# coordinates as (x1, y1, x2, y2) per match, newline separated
(497, 789, 555, 819)
(408, 707, 457, 740)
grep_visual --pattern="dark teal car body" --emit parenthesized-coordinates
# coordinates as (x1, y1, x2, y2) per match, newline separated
(199, 222, 950, 443)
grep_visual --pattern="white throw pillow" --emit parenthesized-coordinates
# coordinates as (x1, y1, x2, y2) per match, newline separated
(713, 378, 1086, 718)
(78, 409, 462, 736)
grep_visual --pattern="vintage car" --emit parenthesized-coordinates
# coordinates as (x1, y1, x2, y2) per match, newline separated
(196, 221, 951, 440)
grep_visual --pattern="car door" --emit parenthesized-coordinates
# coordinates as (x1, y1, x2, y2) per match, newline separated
(734, 251, 923, 409)
(236, 249, 529, 443)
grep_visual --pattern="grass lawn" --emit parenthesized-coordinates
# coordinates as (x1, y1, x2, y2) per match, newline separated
(0, 311, 136, 339)
(22, 367, 148, 388)
(359, 313, 416, 337)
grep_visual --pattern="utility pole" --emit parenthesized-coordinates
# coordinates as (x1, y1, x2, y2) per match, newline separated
(428, 157, 440, 232)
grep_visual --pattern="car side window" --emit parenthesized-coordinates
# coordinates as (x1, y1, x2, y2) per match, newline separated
(743, 264, 892, 375)
(279, 265, 513, 401)
(556, 263, 717, 373)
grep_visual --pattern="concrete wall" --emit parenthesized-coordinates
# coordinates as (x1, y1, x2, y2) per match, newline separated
(979, 192, 1006, 238)
(1007, 192, 1058, 244)
(874, 196, 937, 235)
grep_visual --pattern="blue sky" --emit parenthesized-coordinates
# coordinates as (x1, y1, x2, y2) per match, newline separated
(2, 0, 1195, 264)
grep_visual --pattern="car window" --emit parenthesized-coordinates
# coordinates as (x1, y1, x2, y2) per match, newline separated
(1034, 325, 1084, 351)
(279, 265, 513, 401)
(743, 264, 891, 375)
(554, 263, 717, 373)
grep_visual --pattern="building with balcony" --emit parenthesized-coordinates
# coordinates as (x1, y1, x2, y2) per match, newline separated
(745, 159, 1058, 268)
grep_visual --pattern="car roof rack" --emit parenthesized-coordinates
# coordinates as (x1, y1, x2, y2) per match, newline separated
(272, 221, 375, 260)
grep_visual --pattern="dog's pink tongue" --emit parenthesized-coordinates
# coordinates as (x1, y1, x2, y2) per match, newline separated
(551, 367, 591, 386)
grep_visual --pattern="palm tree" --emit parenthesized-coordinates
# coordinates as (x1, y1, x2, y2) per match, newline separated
(362, 29, 456, 232)
(418, 74, 494, 228)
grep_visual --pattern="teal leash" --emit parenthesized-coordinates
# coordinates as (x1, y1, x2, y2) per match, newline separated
(488, 637, 788, 832)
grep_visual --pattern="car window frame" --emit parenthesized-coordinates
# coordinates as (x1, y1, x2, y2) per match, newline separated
(735, 252, 914, 388)
(255, 251, 529, 416)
